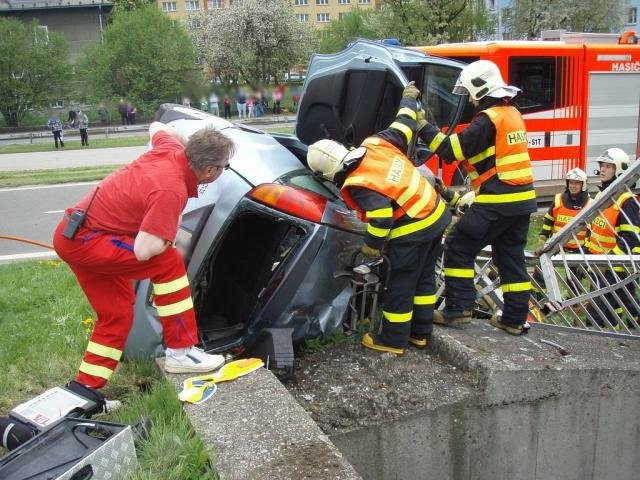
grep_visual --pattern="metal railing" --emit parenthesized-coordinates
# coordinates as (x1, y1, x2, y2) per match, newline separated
(439, 160, 640, 339)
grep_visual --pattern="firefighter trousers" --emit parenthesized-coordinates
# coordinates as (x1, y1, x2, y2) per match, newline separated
(53, 218, 198, 388)
(378, 234, 444, 349)
(443, 209, 531, 327)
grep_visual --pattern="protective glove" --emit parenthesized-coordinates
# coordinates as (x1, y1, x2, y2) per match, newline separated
(433, 180, 458, 206)
(534, 236, 547, 256)
(433, 176, 446, 195)
(416, 109, 428, 132)
(360, 244, 381, 259)
(402, 82, 420, 100)
(455, 191, 476, 216)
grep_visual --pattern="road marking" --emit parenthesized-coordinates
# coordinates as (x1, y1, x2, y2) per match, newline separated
(0, 251, 59, 263)
(0, 181, 99, 193)
(44, 209, 65, 214)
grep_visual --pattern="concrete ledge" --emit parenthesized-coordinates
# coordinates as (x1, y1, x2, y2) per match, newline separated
(158, 358, 361, 480)
(430, 321, 640, 405)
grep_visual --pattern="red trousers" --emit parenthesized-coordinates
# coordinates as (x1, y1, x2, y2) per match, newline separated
(53, 217, 198, 388)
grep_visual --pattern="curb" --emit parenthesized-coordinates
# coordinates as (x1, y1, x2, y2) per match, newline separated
(159, 359, 361, 480)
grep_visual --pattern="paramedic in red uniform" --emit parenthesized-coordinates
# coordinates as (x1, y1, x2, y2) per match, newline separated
(53, 122, 235, 390)
(419, 60, 537, 335)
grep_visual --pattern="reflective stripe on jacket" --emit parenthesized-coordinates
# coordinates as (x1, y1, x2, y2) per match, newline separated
(342, 136, 439, 223)
(586, 191, 635, 254)
(464, 106, 534, 193)
(552, 193, 591, 249)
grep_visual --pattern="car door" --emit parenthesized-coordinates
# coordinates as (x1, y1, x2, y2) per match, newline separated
(296, 39, 468, 154)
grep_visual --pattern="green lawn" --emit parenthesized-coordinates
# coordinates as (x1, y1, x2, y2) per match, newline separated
(0, 260, 218, 479)
(0, 135, 149, 154)
(0, 165, 121, 188)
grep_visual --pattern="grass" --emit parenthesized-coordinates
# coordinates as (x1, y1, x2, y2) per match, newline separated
(0, 260, 218, 479)
(0, 136, 149, 154)
(0, 165, 121, 187)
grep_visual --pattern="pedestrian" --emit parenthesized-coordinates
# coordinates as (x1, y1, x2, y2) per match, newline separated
(273, 88, 282, 114)
(532, 168, 590, 295)
(584, 148, 639, 329)
(292, 87, 300, 113)
(97, 102, 109, 126)
(247, 95, 254, 118)
(236, 90, 247, 119)
(254, 91, 264, 117)
(200, 96, 209, 112)
(419, 60, 537, 336)
(118, 99, 128, 125)
(209, 91, 220, 116)
(53, 122, 236, 395)
(67, 107, 78, 128)
(77, 109, 89, 146)
(127, 103, 137, 125)
(46, 111, 65, 149)
(307, 83, 452, 354)
(223, 94, 232, 119)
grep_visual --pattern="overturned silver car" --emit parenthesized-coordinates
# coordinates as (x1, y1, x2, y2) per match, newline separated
(126, 40, 468, 368)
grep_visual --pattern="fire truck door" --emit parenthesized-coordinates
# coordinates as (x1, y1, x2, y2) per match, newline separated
(585, 72, 640, 174)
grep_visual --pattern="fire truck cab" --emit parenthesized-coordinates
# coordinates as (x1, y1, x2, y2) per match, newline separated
(416, 31, 640, 188)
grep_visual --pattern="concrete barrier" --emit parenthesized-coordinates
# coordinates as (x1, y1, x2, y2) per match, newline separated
(329, 324, 640, 480)
(160, 359, 361, 480)
(162, 321, 640, 479)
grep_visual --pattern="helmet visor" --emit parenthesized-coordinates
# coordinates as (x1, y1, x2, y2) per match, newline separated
(452, 78, 469, 96)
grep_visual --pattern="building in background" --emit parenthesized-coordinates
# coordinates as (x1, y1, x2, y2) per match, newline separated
(488, 0, 639, 40)
(626, 1, 639, 33)
(0, 0, 113, 62)
(155, 0, 379, 26)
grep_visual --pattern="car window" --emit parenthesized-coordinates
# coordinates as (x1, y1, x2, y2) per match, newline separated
(419, 64, 467, 127)
(279, 170, 344, 204)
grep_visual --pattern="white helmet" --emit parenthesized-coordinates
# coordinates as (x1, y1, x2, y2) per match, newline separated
(452, 60, 520, 101)
(307, 139, 366, 182)
(565, 167, 587, 191)
(596, 147, 630, 177)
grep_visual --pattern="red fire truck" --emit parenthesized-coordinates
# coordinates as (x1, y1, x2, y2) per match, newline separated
(415, 31, 640, 187)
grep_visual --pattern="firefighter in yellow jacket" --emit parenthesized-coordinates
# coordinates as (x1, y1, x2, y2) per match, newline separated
(533, 168, 591, 295)
(584, 148, 639, 328)
(418, 60, 537, 336)
(307, 83, 453, 355)
(536, 168, 591, 254)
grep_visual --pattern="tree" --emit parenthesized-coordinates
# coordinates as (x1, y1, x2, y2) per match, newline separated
(377, 0, 495, 46)
(317, 8, 379, 53)
(189, 0, 314, 89)
(110, 0, 152, 16)
(0, 18, 70, 127)
(503, 0, 628, 40)
(78, 7, 198, 108)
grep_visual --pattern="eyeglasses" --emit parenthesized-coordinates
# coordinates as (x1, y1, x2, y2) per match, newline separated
(215, 164, 231, 171)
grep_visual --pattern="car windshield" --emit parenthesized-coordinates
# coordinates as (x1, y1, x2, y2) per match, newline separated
(279, 169, 343, 204)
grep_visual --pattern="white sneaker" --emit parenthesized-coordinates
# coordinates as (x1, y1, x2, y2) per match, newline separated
(164, 346, 225, 374)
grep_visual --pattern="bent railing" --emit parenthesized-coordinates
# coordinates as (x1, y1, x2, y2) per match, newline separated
(437, 160, 640, 339)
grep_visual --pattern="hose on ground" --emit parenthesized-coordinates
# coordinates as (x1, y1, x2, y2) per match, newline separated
(0, 235, 54, 250)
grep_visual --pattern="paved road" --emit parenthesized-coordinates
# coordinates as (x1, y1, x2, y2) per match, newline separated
(0, 182, 96, 259)
(0, 146, 145, 171)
